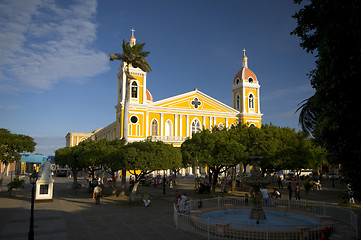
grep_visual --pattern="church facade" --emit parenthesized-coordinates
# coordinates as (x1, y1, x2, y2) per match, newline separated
(66, 31, 262, 152)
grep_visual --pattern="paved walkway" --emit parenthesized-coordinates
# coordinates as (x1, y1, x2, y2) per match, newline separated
(0, 176, 359, 239)
(0, 176, 204, 240)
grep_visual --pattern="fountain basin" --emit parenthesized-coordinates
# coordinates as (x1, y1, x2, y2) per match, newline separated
(199, 209, 322, 231)
(190, 206, 332, 239)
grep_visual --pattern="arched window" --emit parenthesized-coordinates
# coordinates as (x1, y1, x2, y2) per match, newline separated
(131, 81, 138, 98)
(165, 120, 173, 137)
(236, 94, 240, 110)
(151, 120, 158, 136)
(218, 123, 224, 130)
(191, 119, 201, 134)
(249, 94, 254, 109)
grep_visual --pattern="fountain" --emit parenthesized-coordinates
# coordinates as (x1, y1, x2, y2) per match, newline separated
(183, 156, 338, 239)
(243, 156, 271, 221)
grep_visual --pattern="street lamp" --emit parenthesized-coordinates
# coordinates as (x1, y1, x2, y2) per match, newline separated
(28, 172, 38, 240)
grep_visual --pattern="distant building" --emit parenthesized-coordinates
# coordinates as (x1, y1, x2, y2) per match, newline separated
(0, 154, 54, 176)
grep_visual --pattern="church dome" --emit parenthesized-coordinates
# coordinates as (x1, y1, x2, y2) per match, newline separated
(233, 67, 258, 85)
(146, 89, 153, 102)
(233, 51, 258, 85)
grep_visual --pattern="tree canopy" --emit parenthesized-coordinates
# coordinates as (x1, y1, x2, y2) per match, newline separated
(182, 128, 246, 193)
(0, 128, 36, 165)
(292, 0, 361, 198)
(181, 124, 324, 193)
(0, 129, 36, 184)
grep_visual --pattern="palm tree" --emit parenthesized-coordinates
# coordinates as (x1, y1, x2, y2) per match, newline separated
(110, 40, 152, 141)
(296, 95, 317, 136)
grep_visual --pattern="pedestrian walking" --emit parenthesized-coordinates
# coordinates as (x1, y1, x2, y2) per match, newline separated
(277, 176, 283, 189)
(178, 193, 187, 213)
(287, 182, 292, 200)
(93, 185, 102, 205)
(143, 193, 150, 207)
(295, 183, 300, 200)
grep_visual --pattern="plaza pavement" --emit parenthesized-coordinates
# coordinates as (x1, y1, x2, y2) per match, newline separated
(0, 176, 206, 240)
(0, 175, 360, 240)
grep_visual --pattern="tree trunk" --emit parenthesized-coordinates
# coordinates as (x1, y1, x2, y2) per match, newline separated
(112, 171, 117, 195)
(129, 180, 140, 202)
(119, 169, 126, 195)
(73, 173, 78, 184)
(211, 169, 220, 194)
(231, 166, 236, 191)
(0, 163, 8, 185)
(208, 167, 212, 186)
(122, 69, 131, 142)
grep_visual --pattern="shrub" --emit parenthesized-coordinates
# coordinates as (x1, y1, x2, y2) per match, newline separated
(7, 175, 25, 196)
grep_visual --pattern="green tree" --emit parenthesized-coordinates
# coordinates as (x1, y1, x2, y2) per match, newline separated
(76, 140, 104, 182)
(292, 0, 361, 198)
(55, 146, 83, 185)
(122, 141, 182, 200)
(102, 139, 126, 194)
(182, 129, 246, 193)
(276, 129, 324, 178)
(0, 129, 36, 184)
(110, 39, 152, 142)
(230, 124, 283, 174)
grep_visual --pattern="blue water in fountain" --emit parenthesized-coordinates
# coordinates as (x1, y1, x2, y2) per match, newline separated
(200, 209, 322, 231)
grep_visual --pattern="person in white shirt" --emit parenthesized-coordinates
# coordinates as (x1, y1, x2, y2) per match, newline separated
(178, 194, 187, 212)
(93, 185, 102, 205)
(261, 187, 269, 207)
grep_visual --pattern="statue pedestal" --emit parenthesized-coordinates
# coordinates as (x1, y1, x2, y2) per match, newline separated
(35, 179, 54, 201)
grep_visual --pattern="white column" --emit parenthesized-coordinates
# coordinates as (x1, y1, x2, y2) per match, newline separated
(143, 73, 147, 104)
(146, 112, 149, 137)
(160, 113, 164, 137)
(225, 118, 228, 128)
(175, 114, 178, 137)
(179, 114, 183, 137)
(242, 87, 246, 113)
(202, 116, 206, 129)
(186, 115, 189, 137)
(257, 87, 261, 114)
(213, 117, 217, 127)
(209, 117, 212, 129)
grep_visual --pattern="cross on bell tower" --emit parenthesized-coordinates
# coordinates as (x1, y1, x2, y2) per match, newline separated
(130, 28, 136, 47)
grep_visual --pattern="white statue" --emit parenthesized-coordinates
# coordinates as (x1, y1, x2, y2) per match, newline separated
(38, 161, 52, 181)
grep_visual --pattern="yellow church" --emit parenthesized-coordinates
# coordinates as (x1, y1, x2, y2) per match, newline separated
(66, 31, 262, 151)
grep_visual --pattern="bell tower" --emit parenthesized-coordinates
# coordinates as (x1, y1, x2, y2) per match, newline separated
(116, 29, 148, 106)
(231, 49, 262, 127)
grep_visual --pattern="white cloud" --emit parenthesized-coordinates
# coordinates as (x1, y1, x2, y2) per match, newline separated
(262, 84, 314, 102)
(33, 136, 65, 155)
(0, 103, 22, 110)
(0, 0, 109, 92)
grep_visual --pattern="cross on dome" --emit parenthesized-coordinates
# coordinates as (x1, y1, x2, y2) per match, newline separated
(242, 48, 248, 68)
(131, 28, 135, 37)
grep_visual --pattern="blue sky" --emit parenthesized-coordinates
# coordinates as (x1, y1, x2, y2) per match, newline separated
(0, 0, 315, 155)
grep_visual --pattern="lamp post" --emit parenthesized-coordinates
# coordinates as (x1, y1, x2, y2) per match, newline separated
(28, 172, 38, 240)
